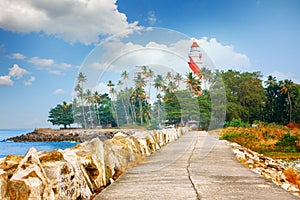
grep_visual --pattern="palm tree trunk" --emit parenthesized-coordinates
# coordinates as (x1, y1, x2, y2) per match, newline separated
(80, 95, 87, 129)
(121, 95, 129, 124)
(88, 103, 94, 128)
(139, 98, 143, 125)
(288, 92, 292, 123)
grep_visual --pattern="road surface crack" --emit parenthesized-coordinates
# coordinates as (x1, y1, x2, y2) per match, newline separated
(187, 133, 201, 200)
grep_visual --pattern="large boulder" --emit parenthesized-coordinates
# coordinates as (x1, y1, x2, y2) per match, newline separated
(0, 169, 9, 200)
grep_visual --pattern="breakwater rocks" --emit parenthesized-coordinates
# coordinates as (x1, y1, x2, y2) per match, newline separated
(0, 128, 188, 200)
(6, 128, 138, 142)
(230, 142, 300, 197)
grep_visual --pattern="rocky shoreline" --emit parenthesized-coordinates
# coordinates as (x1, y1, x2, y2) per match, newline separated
(229, 141, 300, 197)
(0, 128, 188, 199)
(5, 128, 140, 143)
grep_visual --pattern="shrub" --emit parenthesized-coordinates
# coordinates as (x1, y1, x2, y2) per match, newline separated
(224, 118, 250, 128)
(275, 131, 300, 152)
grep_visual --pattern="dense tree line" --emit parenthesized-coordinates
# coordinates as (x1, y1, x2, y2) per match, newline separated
(48, 67, 300, 129)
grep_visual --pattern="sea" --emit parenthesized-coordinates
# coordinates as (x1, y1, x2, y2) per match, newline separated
(0, 129, 79, 158)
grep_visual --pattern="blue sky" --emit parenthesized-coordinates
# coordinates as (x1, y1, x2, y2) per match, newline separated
(0, 0, 299, 129)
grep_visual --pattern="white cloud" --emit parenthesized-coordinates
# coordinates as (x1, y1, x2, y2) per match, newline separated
(8, 64, 28, 79)
(28, 56, 77, 75)
(53, 88, 65, 95)
(47, 69, 62, 75)
(9, 53, 26, 60)
(24, 76, 35, 86)
(197, 37, 252, 69)
(269, 70, 300, 84)
(0, 75, 13, 86)
(29, 57, 54, 67)
(0, 0, 139, 44)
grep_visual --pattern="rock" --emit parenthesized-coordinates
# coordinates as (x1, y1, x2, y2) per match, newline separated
(230, 141, 300, 197)
(10, 147, 54, 199)
(0, 128, 188, 199)
(282, 183, 291, 190)
(0, 169, 9, 200)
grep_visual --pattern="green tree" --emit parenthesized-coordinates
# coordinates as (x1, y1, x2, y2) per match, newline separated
(48, 101, 74, 129)
(75, 72, 87, 128)
(280, 79, 294, 123)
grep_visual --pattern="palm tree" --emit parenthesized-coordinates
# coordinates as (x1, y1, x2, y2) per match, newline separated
(85, 89, 94, 128)
(166, 72, 173, 83)
(76, 72, 87, 128)
(147, 68, 155, 102)
(117, 80, 130, 124)
(280, 79, 294, 123)
(174, 73, 183, 89)
(93, 91, 101, 127)
(134, 73, 146, 125)
(154, 75, 165, 124)
(186, 72, 202, 96)
(121, 70, 135, 122)
(107, 80, 119, 127)
(201, 67, 213, 89)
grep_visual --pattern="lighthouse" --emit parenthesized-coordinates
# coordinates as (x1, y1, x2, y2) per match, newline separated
(188, 41, 202, 79)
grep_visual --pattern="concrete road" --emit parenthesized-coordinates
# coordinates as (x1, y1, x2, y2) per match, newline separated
(95, 131, 299, 200)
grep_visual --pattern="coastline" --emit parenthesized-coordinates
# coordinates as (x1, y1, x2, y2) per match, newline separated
(5, 128, 140, 143)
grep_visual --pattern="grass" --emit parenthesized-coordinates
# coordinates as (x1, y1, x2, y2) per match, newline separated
(220, 123, 300, 160)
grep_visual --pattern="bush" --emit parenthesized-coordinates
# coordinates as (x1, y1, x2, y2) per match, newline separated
(275, 131, 300, 152)
(224, 118, 250, 128)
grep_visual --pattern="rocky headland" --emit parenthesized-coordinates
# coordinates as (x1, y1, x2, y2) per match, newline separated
(5, 128, 140, 142)
(0, 127, 188, 200)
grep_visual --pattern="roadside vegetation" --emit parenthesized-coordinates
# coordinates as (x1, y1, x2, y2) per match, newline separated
(221, 121, 300, 159)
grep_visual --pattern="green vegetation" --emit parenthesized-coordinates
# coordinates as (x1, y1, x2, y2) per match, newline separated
(221, 123, 300, 159)
(48, 101, 74, 129)
(49, 66, 300, 131)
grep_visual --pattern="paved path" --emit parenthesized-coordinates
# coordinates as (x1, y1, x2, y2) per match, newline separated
(95, 131, 299, 200)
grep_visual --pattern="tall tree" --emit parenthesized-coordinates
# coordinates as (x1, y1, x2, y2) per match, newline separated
(48, 101, 74, 129)
(117, 80, 130, 124)
(107, 80, 119, 127)
(280, 79, 294, 123)
(76, 72, 87, 128)
(85, 89, 94, 128)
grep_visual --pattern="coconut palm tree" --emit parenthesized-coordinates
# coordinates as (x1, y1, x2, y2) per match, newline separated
(85, 89, 94, 128)
(147, 68, 155, 102)
(186, 72, 202, 96)
(174, 73, 183, 89)
(117, 80, 130, 124)
(133, 73, 146, 125)
(154, 75, 165, 124)
(93, 91, 101, 127)
(280, 79, 294, 123)
(121, 70, 135, 122)
(76, 72, 87, 128)
(107, 80, 119, 127)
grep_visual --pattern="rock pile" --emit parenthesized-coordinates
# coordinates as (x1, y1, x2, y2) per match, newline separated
(230, 142, 300, 197)
(5, 128, 139, 142)
(0, 128, 188, 200)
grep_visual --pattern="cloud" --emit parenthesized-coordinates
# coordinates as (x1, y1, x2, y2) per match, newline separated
(269, 70, 300, 84)
(24, 76, 35, 86)
(197, 37, 252, 69)
(8, 64, 28, 79)
(0, 0, 139, 44)
(28, 56, 77, 75)
(53, 88, 65, 95)
(9, 53, 26, 60)
(29, 57, 54, 67)
(147, 11, 157, 25)
(0, 75, 13, 86)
